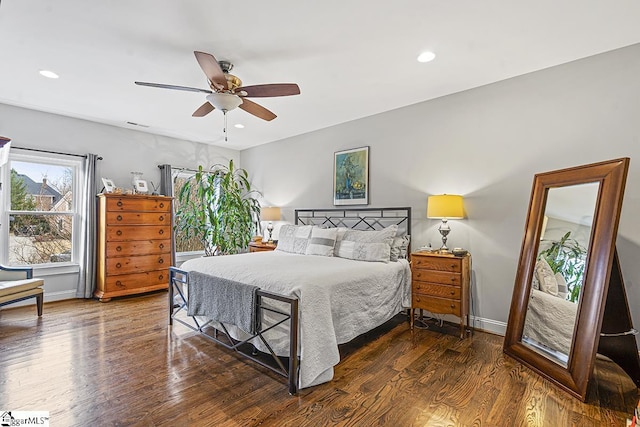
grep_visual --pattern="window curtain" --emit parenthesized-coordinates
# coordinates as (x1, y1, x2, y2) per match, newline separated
(76, 153, 98, 298)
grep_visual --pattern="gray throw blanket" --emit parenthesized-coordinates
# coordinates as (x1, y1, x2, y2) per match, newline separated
(187, 270, 260, 334)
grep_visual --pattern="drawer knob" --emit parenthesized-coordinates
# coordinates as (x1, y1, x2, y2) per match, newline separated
(159, 215, 164, 221)
(116, 262, 122, 268)
(451, 264, 456, 268)
(159, 274, 164, 281)
(158, 258, 164, 264)
(451, 304, 455, 308)
(159, 243, 164, 249)
(116, 230, 122, 236)
(117, 201, 123, 207)
(117, 215, 123, 221)
(450, 290, 455, 295)
(116, 280, 123, 287)
(159, 229, 164, 235)
(116, 246, 122, 252)
(159, 203, 164, 208)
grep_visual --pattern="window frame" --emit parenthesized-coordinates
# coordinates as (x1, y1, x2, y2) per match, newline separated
(1, 151, 82, 269)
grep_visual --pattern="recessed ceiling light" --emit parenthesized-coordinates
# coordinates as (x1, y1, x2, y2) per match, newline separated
(39, 70, 59, 79)
(234, 124, 245, 129)
(417, 52, 436, 63)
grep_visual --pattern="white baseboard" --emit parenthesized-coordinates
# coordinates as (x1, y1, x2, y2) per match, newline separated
(469, 315, 507, 336)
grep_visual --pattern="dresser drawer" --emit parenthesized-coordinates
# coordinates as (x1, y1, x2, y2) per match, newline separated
(413, 256, 461, 273)
(104, 270, 169, 292)
(106, 239, 171, 257)
(106, 253, 170, 274)
(106, 225, 170, 241)
(413, 282, 461, 299)
(106, 197, 171, 212)
(412, 269, 461, 286)
(106, 212, 171, 226)
(412, 295, 461, 316)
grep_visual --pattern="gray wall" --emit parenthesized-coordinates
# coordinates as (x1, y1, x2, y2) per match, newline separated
(0, 104, 238, 300)
(241, 44, 640, 337)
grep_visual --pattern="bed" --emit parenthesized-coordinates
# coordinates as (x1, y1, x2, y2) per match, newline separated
(169, 207, 411, 394)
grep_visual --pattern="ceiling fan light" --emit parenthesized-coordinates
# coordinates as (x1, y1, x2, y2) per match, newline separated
(206, 93, 243, 112)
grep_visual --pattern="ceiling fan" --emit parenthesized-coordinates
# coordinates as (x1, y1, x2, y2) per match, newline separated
(135, 51, 300, 123)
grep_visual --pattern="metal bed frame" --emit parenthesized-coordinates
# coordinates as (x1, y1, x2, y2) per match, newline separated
(168, 207, 411, 395)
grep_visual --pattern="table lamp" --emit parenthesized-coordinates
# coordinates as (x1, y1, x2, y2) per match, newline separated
(260, 206, 281, 243)
(427, 194, 465, 253)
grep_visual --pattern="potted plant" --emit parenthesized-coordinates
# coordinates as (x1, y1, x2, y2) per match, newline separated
(175, 160, 261, 256)
(538, 231, 587, 302)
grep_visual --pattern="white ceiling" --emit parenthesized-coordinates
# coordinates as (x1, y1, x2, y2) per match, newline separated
(1, 1, 640, 150)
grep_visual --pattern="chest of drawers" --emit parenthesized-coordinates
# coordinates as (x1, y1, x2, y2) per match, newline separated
(410, 251, 471, 338)
(94, 194, 173, 302)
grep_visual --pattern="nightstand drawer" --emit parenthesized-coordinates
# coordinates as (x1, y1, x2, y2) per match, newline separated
(412, 269, 461, 286)
(412, 295, 461, 315)
(413, 282, 461, 299)
(413, 255, 461, 272)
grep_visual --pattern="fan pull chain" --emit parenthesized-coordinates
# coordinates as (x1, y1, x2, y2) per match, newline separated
(223, 111, 228, 142)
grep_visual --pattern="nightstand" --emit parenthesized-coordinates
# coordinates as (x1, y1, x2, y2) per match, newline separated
(249, 241, 277, 252)
(410, 251, 471, 338)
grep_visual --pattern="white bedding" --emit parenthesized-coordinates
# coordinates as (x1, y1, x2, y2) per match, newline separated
(180, 251, 411, 388)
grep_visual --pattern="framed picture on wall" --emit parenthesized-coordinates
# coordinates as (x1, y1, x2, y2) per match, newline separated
(333, 146, 369, 205)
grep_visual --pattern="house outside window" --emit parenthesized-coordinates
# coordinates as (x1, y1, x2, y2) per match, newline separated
(1, 153, 81, 266)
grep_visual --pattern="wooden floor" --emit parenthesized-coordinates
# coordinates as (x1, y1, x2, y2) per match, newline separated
(0, 292, 637, 427)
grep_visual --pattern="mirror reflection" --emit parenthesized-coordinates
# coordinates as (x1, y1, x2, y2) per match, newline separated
(522, 182, 600, 366)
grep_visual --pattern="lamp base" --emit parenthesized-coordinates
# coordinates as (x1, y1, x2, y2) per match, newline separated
(438, 219, 451, 253)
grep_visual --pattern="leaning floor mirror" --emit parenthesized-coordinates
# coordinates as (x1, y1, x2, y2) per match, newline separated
(504, 157, 640, 401)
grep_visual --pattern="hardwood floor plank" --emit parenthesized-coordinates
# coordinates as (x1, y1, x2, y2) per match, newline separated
(0, 294, 637, 426)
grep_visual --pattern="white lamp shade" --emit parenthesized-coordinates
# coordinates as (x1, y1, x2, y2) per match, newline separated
(427, 194, 465, 219)
(206, 93, 243, 112)
(260, 206, 281, 221)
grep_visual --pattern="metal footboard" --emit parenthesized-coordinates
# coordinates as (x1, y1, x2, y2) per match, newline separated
(168, 266, 300, 395)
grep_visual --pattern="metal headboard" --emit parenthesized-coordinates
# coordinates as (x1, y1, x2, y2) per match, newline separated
(295, 207, 411, 236)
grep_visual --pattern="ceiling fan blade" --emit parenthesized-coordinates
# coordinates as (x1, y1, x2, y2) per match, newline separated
(239, 98, 277, 121)
(192, 102, 215, 117)
(194, 51, 227, 89)
(135, 81, 212, 94)
(237, 83, 300, 98)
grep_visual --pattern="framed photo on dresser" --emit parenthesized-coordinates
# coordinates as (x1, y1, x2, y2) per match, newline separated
(333, 146, 369, 205)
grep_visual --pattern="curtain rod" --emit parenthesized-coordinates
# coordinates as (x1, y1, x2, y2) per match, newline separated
(13, 146, 103, 160)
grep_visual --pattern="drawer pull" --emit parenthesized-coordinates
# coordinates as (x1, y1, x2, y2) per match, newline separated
(159, 229, 164, 235)
(159, 215, 164, 221)
(116, 280, 123, 287)
(450, 304, 455, 309)
(159, 243, 164, 249)
(158, 258, 164, 264)
(159, 274, 164, 281)
(116, 246, 122, 252)
(117, 215, 123, 221)
(117, 201, 123, 207)
(116, 262, 122, 268)
(116, 230, 122, 236)
(450, 291, 455, 295)
(159, 202, 164, 208)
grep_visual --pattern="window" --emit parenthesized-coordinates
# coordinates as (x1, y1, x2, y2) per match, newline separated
(1, 153, 81, 266)
(172, 169, 205, 254)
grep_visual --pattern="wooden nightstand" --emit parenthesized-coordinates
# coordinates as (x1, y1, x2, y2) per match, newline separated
(410, 251, 471, 338)
(249, 241, 277, 252)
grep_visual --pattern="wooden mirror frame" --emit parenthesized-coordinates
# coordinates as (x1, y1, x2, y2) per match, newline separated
(504, 157, 632, 401)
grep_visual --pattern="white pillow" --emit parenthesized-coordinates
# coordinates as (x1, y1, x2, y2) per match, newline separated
(275, 225, 312, 254)
(535, 257, 558, 296)
(335, 225, 397, 263)
(305, 227, 338, 257)
(390, 235, 410, 262)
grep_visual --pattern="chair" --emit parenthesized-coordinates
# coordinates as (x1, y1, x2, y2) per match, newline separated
(0, 265, 44, 316)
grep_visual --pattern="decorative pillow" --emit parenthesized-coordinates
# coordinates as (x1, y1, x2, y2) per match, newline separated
(555, 272, 569, 300)
(390, 235, 410, 262)
(305, 227, 338, 257)
(275, 225, 312, 254)
(335, 225, 397, 263)
(535, 257, 558, 296)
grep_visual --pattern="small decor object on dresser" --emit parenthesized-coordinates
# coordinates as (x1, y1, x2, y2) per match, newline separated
(410, 250, 471, 338)
(94, 193, 173, 302)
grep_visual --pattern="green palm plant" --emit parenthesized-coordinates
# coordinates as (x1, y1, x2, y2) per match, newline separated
(175, 160, 261, 256)
(538, 231, 587, 302)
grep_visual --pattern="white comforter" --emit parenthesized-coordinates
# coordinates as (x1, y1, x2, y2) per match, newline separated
(180, 251, 411, 388)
